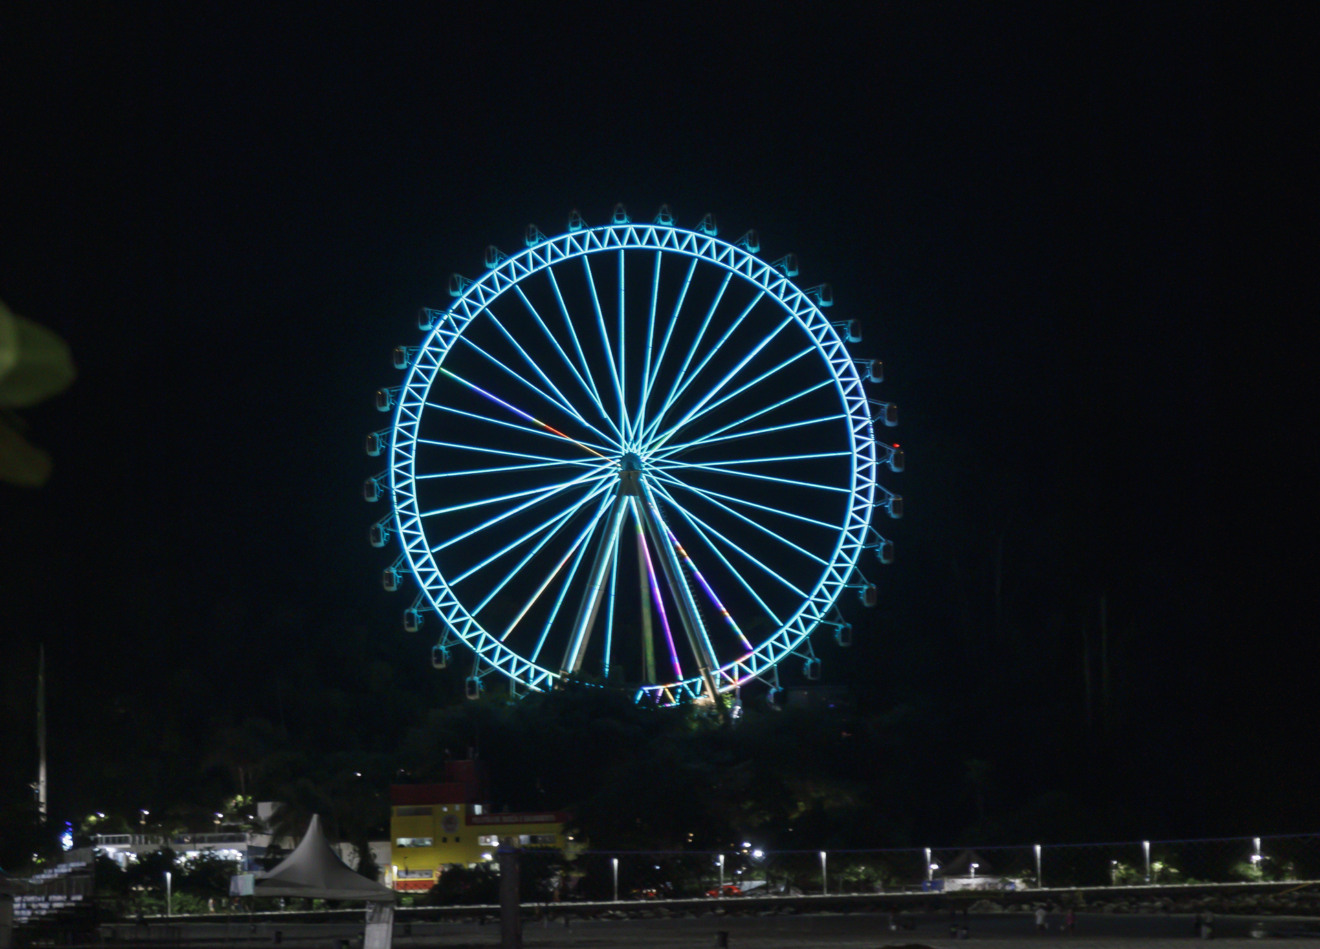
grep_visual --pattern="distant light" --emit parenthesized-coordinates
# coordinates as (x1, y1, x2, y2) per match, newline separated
(60, 822, 73, 852)
(752, 849, 764, 860)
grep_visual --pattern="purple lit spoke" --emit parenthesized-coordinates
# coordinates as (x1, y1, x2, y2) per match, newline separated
(650, 470, 835, 559)
(630, 497, 683, 681)
(476, 305, 619, 446)
(650, 481, 806, 607)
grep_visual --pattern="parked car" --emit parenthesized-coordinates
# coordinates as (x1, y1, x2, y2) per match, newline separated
(706, 883, 742, 897)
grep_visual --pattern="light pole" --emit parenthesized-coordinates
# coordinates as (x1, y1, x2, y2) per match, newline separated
(1034, 843, 1042, 889)
(611, 857, 619, 902)
(164, 870, 172, 918)
(819, 851, 827, 896)
(1143, 840, 1151, 883)
(718, 853, 725, 892)
(925, 848, 933, 884)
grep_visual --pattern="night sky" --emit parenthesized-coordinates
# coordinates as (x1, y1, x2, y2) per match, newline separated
(1, 5, 1310, 842)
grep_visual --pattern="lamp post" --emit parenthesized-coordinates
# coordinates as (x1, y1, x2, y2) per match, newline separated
(1034, 843, 1042, 889)
(164, 870, 172, 918)
(925, 848, 933, 884)
(718, 853, 725, 892)
(1143, 840, 1151, 884)
(611, 857, 619, 902)
(819, 851, 827, 896)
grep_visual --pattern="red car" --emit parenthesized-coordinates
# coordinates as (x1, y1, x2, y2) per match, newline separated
(706, 884, 742, 897)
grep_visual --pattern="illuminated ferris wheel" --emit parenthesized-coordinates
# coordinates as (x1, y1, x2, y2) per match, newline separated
(366, 206, 902, 705)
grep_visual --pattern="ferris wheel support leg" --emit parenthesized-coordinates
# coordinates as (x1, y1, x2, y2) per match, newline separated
(560, 492, 628, 678)
(637, 481, 722, 706)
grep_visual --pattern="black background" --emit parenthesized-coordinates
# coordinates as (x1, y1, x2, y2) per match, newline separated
(1, 3, 1311, 842)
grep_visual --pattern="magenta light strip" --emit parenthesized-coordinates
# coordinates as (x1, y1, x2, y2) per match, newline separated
(440, 367, 606, 459)
(635, 515, 683, 681)
(663, 523, 753, 652)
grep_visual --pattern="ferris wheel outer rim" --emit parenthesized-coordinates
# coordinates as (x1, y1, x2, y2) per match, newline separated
(385, 221, 880, 702)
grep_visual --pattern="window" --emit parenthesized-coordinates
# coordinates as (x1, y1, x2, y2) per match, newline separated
(394, 806, 431, 817)
(395, 837, 433, 848)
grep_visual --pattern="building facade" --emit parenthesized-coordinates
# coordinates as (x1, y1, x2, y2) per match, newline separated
(388, 760, 569, 891)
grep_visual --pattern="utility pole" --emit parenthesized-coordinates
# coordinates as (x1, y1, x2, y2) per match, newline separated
(37, 643, 47, 824)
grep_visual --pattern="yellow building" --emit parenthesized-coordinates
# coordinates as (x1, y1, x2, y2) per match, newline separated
(388, 761, 569, 892)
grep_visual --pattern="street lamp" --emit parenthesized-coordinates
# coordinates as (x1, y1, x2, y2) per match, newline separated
(1143, 840, 1151, 883)
(611, 857, 619, 902)
(820, 851, 827, 897)
(1034, 843, 1042, 889)
(164, 870, 172, 918)
(970, 862, 979, 878)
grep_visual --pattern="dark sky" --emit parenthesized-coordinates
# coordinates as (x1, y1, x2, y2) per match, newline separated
(1, 5, 1310, 835)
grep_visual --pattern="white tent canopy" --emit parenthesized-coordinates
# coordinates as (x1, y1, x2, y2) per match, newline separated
(254, 814, 394, 902)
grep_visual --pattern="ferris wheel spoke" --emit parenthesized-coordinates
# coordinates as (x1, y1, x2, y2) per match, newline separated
(427, 467, 610, 553)
(474, 305, 619, 446)
(631, 251, 664, 446)
(643, 270, 733, 445)
(544, 265, 619, 440)
(580, 255, 630, 439)
(511, 284, 623, 443)
(601, 509, 624, 679)
(652, 459, 851, 495)
(651, 470, 836, 558)
(637, 484, 722, 697)
(446, 476, 613, 591)
(561, 494, 629, 676)
(654, 408, 844, 460)
(649, 481, 789, 625)
(660, 449, 853, 469)
(648, 343, 815, 452)
(420, 465, 604, 519)
(655, 512, 754, 654)
(416, 456, 601, 480)
(415, 438, 601, 470)
(649, 376, 832, 461)
(638, 256, 697, 443)
(615, 249, 628, 444)
(647, 310, 793, 453)
(629, 497, 684, 682)
(463, 484, 615, 623)
(527, 491, 615, 661)
(425, 388, 612, 459)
